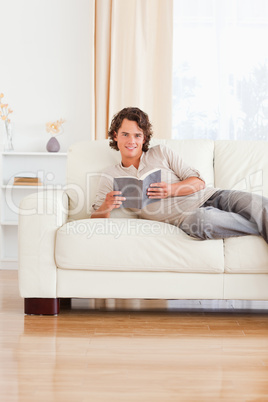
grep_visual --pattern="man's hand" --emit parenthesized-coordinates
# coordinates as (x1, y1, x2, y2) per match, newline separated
(147, 182, 171, 199)
(147, 177, 205, 199)
(104, 191, 126, 211)
(91, 191, 126, 218)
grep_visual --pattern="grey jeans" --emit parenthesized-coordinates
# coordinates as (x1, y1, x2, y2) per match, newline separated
(180, 190, 268, 243)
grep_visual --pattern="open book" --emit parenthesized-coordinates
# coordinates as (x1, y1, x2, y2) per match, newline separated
(113, 169, 161, 209)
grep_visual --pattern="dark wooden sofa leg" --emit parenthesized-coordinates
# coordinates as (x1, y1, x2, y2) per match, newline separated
(24, 298, 60, 315)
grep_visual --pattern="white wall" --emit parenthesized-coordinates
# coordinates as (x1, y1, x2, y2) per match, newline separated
(0, 0, 94, 152)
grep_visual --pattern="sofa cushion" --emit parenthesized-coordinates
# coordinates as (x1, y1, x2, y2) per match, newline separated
(163, 139, 215, 187)
(55, 218, 224, 274)
(224, 236, 268, 273)
(214, 140, 268, 196)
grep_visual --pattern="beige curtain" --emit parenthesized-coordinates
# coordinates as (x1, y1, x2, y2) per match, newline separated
(91, 0, 173, 140)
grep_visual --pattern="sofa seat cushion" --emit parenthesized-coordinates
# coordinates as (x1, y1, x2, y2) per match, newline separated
(55, 219, 224, 273)
(224, 236, 268, 273)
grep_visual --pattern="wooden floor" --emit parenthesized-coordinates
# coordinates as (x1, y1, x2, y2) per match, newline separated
(1, 271, 268, 402)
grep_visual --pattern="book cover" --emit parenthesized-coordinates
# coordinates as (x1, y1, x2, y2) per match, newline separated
(13, 176, 42, 186)
(113, 169, 161, 209)
(13, 182, 43, 186)
(14, 176, 41, 182)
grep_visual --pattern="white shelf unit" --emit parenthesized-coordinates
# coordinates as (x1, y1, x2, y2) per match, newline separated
(0, 151, 67, 269)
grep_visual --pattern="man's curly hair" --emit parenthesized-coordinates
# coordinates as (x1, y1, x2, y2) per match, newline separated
(108, 107, 153, 152)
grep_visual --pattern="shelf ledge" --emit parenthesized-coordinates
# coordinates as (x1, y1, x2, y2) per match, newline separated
(2, 185, 65, 189)
(2, 152, 67, 156)
(1, 221, 18, 226)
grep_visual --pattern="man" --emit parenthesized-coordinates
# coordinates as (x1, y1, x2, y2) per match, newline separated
(91, 107, 268, 243)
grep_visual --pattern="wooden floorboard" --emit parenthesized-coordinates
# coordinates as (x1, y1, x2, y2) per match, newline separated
(1, 270, 268, 401)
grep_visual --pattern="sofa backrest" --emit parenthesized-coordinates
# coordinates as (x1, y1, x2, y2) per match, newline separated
(214, 140, 268, 197)
(66, 139, 215, 220)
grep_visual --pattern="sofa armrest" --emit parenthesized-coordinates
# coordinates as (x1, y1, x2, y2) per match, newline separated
(18, 190, 69, 298)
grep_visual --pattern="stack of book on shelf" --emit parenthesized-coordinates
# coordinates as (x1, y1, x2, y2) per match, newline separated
(13, 177, 43, 186)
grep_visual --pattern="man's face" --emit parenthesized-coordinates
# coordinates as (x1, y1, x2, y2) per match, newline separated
(114, 118, 145, 164)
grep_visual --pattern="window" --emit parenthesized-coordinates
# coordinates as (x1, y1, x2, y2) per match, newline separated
(172, 0, 268, 140)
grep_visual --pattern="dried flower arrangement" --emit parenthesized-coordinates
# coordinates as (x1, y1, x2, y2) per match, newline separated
(46, 119, 65, 136)
(0, 93, 14, 151)
(0, 93, 13, 123)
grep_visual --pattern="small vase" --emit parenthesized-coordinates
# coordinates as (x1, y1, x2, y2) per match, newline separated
(4, 120, 14, 152)
(46, 136, 60, 152)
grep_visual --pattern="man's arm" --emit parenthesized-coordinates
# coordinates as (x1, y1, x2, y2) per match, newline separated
(147, 177, 205, 199)
(91, 191, 126, 218)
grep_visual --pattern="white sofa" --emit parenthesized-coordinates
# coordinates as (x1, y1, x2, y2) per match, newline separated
(18, 139, 268, 314)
